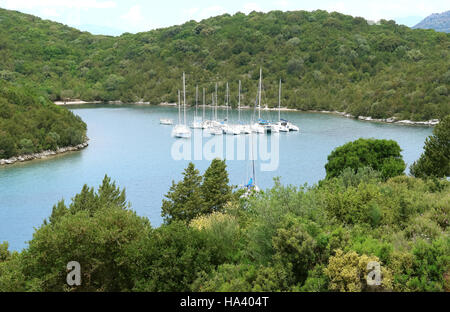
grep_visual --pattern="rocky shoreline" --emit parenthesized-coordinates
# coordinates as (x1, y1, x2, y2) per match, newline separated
(0, 141, 89, 166)
(54, 100, 439, 127)
(315, 110, 439, 126)
(158, 102, 439, 127)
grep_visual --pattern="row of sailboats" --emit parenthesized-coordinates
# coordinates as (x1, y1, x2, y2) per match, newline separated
(164, 69, 299, 138)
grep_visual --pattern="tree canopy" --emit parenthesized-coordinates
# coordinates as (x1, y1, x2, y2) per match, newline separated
(161, 159, 233, 223)
(410, 115, 450, 178)
(325, 138, 406, 180)
(0, 81, 87, 159)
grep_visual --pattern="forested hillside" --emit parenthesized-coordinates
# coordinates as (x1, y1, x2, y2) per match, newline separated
(0, 8, 449, 121)
(0, 81, 87, 159)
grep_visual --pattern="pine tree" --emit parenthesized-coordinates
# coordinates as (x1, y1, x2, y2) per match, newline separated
(98, 175, 128, 209)
(200, 158, 233, 214)
(411, 115, 450, 178)
(161, 163, 204, 223)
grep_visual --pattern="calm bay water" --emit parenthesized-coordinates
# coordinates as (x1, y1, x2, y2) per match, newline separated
(0, 104, 433, 250)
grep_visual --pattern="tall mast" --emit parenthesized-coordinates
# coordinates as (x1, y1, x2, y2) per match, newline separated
(203, 88, 205, 121)
(226, 82, 229, 122)
(211, 93, 214, 120)
(178, 90, 181, 124)
(183, 72, 186, 126)
(195, 85, 198, 118)
(215, 83, 218, 121)
(279, 79, 281, 122)
(238, 80, 241, 122)
(258, 67, 262, 120)
(250, 132, 256, 186)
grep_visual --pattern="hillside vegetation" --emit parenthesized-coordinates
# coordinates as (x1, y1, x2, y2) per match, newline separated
(0, 81, 86, 159)
(0, 8, 449, 121)
(0, 164, 448, 292)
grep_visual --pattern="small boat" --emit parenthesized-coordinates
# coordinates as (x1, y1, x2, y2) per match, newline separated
(160, 118, 173, 125)
(241, 132, 260, 198)
(277, 80, 299, 132)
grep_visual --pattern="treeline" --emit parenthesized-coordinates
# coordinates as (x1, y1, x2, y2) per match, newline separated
(0, 133, 448, 292)
(0, 81, 87, 159)
(0, 8, 449, 120)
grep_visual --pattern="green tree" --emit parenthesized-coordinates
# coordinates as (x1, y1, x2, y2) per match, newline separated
(19, 178, 150, 292)
(0, 133, 16, 158)
(272, 216, 320, 284)
(21, 206, 150, 291)
(325, 138, 406, 180)
(0, 242, 10, 262)
(161, 162, 204, 223)
(200, 158, 233, 214)
(127, 221, 215, 292)
(410, 115, 450, 178)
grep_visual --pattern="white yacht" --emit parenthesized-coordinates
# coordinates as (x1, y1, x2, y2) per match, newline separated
(252, 68, 268, 134)
(190, 85, 203, 129)
(275, 80, 289, 132)
(172, 73, 192, 139)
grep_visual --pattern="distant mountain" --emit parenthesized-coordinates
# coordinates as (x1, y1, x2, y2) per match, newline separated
(413, 10, 450, 33)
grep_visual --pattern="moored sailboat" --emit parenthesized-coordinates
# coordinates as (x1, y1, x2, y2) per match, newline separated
(172, 73, 192, 138)
(275, 79, 289, 132)
(241, 131, 260, 197)
(252, 68, 267, 134)
(191, 85, 203, 129)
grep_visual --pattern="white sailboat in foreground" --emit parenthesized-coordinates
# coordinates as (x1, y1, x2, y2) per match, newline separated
(172, 73, 192, 139)
(241, 132, 260, 197)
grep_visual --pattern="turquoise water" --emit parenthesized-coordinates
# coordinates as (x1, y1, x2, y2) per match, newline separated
(0, 104, 433, 251)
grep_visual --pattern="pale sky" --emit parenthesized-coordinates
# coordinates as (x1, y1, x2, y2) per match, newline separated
(0, 0, 448, 36)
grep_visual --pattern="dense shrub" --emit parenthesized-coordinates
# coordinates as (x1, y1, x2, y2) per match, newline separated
(325, 138, 406, 180)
